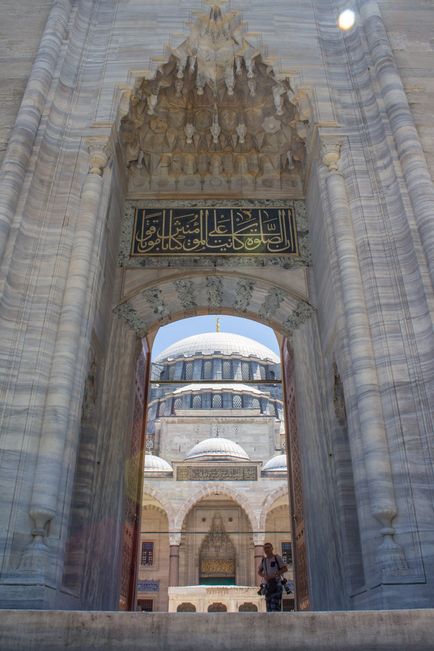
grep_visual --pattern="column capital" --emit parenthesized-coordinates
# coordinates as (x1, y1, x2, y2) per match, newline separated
(169, 533, 182, 546)
(85, 137, 112, 175)
(320, 140, 342, 172)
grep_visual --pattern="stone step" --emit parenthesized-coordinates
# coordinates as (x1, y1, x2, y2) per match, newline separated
(1, 610, 434, 651)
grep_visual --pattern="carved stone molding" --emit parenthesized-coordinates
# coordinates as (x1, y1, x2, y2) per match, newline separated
(175, 279, 197, 311)
(233, 279, 255, 312)
(143, 288, 170, 320)
(113, 303, 148, 337)
(207, 276, 224, 308)
(283, 300, 315, 336)
(120, 4, 307, 198)
(259, 287, 285, 321)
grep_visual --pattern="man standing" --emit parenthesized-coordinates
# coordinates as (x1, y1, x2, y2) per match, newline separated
(258, 542, 288, 612)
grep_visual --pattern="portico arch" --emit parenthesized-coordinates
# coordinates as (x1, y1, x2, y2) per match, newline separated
(259, 486, 290, 533)
(175, 484, 258, 534)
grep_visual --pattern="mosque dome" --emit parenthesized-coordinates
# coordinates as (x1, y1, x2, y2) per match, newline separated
(154, 332, 279, 364)
(185, 437, 250, 462)
(262, 454, 287, 473)
(144, 454, 173, 474)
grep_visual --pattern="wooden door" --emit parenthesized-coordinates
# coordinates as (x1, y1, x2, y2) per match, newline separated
(118, 340, 150, 610)
(282, 339, 310, 610)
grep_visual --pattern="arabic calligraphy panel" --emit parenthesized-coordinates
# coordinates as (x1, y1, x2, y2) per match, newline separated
(176, 466, 258, 481)
(131, 206, 298, 256)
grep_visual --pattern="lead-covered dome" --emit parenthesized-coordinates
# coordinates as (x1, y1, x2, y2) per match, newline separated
(262, 454, 287, 473)
(185, 437, 250, 462)
(154, 332, 279, 364)
(144, 454, 173, 474)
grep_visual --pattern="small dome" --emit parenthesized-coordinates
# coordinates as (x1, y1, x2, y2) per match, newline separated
(172, 383, 263, 396)
(262, 454, 287, 473)
(155, 332, 279, 364)
(185, 437, 250, 462)
(144, 454, 173, 474)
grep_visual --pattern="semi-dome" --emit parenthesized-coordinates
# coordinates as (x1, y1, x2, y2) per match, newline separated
(262, 454, 287, 473)
(144, 454, 173, 474)
(172, 383, 264, 396)
(154, 332, 279, 364)
(185, 437, 250, 462)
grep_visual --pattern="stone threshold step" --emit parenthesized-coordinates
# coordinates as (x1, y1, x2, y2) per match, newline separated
(1, 610, 434, 651)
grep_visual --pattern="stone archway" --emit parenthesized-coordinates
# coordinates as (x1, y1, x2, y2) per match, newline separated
(2, 0, 430, 617)
(177, 489, 256, 587)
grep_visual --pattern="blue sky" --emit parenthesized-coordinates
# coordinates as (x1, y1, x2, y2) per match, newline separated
(151, 315, 279, 359)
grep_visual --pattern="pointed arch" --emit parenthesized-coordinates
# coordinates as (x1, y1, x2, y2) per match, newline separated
(259, 484, 290, 531)
(142, 484, 176, 531)
(174, 483, 259, 533)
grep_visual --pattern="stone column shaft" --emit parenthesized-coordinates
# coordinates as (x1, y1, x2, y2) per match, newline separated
(0, 0, 72, 263)
(359, 0, 434, 290)
(28, 143, 110, 546)
(254, 545, 264, 579)
(322, 143, 406, 572)
(169, 545, 180, 587)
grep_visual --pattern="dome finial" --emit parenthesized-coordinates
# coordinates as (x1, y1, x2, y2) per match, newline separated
(216, 317, 221, 333)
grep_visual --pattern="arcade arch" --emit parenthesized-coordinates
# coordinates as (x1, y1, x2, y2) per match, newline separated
(179, 494, 255, 587)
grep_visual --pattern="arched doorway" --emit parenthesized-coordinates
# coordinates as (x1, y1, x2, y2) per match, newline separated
(3, 0, 423, 616)
(179, 494, 254, 588)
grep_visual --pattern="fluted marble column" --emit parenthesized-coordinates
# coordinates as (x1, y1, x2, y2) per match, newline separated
(22, 139, 111, 572)
(321, 140, 407, 576)
(169, 545, 180, 587)
(358, 0, 434, 290)
(0, 0, 73, 264)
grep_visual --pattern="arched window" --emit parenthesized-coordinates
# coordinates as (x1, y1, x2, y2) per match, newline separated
(203, 360, 213, 379)
(192, 395, 202, 409)
(208, 603, 227, 612)
(160, 401, 169, 416)
(212, 394, 222, 408)
(177, 603, 196, 612)
(223, 360, 232, 379)
(184, 362, 193, 380)
(239, 603, 258, 612)
(232, 395, 242, 409)
(241, 362, 250, 381)
(174, 398, 182, 411)
(252, 398, 260, 410)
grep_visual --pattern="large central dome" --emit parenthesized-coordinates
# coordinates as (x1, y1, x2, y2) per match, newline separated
(155, 332, 279, 364)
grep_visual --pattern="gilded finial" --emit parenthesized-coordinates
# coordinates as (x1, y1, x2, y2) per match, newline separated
(216, 317, 221, 332)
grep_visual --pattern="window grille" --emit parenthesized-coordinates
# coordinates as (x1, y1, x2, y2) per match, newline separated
(241, 362, 250, 381)
(233, 395, 242, 408)
(203, 360, 212, 379)
(281, 542, 292, 564)
(141, 542, 154, 566)
(185, 362, 193, 380)
(138, 599, 153, 612)
(192, 395, 202, 409)
(223, 361, 232, 379)
(212, 394, 222, 408)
